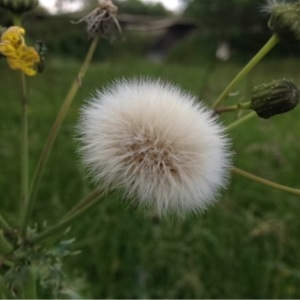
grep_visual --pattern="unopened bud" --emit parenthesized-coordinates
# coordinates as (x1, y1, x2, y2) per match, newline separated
(251, 79, 299, 119)
(268, 2, 300, 42)
(0, 0, 38, 13)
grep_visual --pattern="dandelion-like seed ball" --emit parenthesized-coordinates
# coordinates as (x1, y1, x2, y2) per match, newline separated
(78, 78, 232, 216)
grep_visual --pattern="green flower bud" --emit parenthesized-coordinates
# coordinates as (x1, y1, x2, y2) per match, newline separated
(0, 0, 38, 13)
(251, 79, 300, 119)
(268, 2, 300, 42)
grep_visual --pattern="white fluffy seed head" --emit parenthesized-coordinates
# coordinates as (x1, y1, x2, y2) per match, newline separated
(77, 78, 232, 217)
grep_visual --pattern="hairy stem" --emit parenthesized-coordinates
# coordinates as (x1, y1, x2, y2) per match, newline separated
(23, 37, 99, 231)
(232, 166, 300, 196)
(212, 34, 280, 108)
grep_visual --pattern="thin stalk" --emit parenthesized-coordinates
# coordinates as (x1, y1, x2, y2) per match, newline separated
(0, 230, 13, 255)
(63, 188, 106, 219)
(212, 34, 280, 108)
(226, 112, 256, 131)
(1, 258, 14, 268)
(22, 267, 37, 299)
(30, 189, 103, 244)
(19, 72, 29, 234)
(12, 14, 22, 26)
(215, 101, 251, 114)
(232, 166, 300, 197)
(0, 277, 10, 299)
(0, 213, 12, 231)
(23, 37, 100, 232)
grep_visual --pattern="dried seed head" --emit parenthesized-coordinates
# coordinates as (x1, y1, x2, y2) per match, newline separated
(0, 0, 38, 13)
(77, 78, 232, 217)
(268, 1, 300, 42)
(72, 0, 122, 39)
(251, 79, 300, 119)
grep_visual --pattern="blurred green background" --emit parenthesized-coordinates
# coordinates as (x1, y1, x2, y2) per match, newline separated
(1, 0, 300, 298)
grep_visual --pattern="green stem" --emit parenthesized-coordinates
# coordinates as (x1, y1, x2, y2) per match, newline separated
(22, 267, 37, 299)
(23, 37, 100, 232)
(63, 188, 106, 219)
(226, 111, 256, 131)
(0, 277, 10, 299)
(215, 101, 251, 114)
(232, 166, 300, 197)
(30, 189, 104, 244)
(0, 230, 13, 255)
(0, 213, 12, 231)
(212, 34, 280, 108)
(12, 14, 22, 26)
(1, 258, 14, 267)
(20, 72, 29, 235)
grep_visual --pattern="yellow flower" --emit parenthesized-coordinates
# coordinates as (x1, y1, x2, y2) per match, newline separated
(0, 26, 40, 76)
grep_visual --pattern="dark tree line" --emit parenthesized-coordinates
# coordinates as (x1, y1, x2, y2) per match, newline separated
(182, 0, 270, 39)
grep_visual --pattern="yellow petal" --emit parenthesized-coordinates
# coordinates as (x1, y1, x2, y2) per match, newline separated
(0, 42, 17, 57)
(0, 26, 25, 48)
(7, 57, 37, 76)
(20, 45, 40, 63)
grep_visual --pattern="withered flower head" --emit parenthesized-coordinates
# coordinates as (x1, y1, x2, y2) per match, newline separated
(251, 79, 300, 119)
(0, 26, 40, 76)
(72, 0, 122, 39)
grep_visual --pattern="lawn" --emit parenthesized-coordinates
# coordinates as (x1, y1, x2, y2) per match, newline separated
(1, 56, 300, 298)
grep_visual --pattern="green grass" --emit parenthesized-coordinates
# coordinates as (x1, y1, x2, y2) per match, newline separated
(1, 57, 300, 298)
